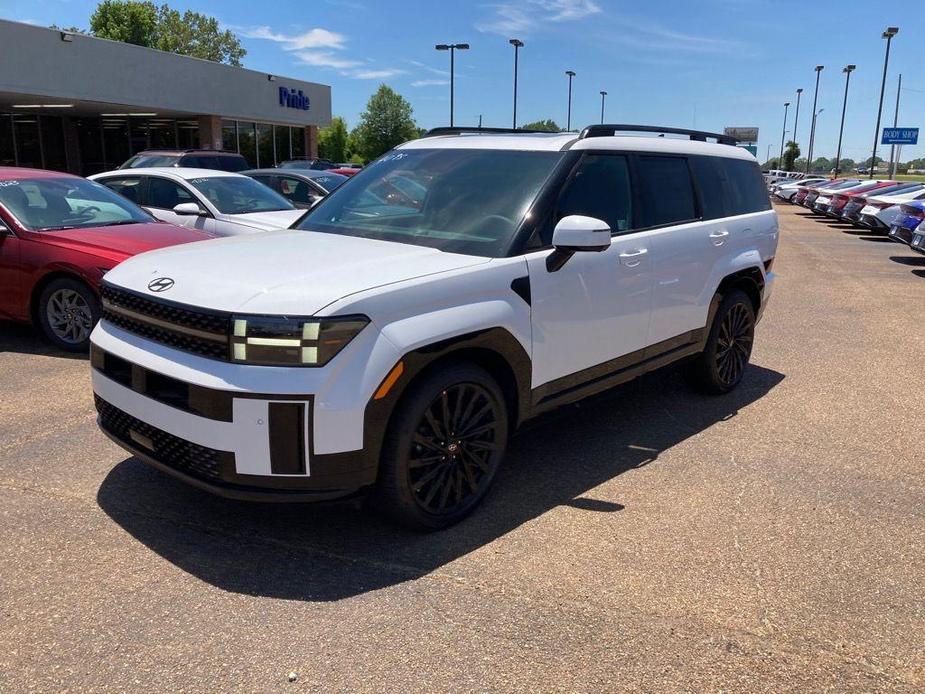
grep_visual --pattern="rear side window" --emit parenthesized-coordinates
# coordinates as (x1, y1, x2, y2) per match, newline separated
(690, 156, 772, 218)
(98, 176, 144, 206)
(635, 155, 697, 227)
(556, 154, 633, 234)
(146, 177, 195, 210)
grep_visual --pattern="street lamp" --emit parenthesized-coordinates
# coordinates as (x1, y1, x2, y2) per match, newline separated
(600, 90, 608, 124)
(809, 108, 824, 172)
(435, 43, 469, 127)
(779, 102, 790, 170)
(805, 65, 824, 173)
(565, 70, 576, 131)
(869, 26, 899, 178)
(509, 38, 524, 128)
(793, 88, 803, 149)
(833, 65, 856, 175)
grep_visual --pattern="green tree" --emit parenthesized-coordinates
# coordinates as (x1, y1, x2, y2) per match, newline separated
(82, 1, 245, 65)
(89, 0, 157, 46)
(905, 158, 925, 171)
(782, 140, 800, 171)
(351, 85, 418, 161)
(520, 119, 561, 132)
(810, 157, 831, 173)
(318, 117, 349, 163)
(154, 4, 245, 66)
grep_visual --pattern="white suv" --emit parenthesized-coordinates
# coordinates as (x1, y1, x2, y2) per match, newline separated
(90, 125, 779, 529)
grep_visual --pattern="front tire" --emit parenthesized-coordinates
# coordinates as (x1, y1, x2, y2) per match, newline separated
(37, 277, 100, 352)
(686, 289, 755, 395)
(374, 363, 509, 530)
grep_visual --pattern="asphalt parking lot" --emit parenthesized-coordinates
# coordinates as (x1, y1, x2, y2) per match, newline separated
(1, 203, 923, 692)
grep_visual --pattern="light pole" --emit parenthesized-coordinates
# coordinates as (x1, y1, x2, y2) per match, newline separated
(869, 26, 899, 178)
(779, 102, 790, 170)
(509, 38, 524, 128)
(565, 70, 576, 131)
(888, 73, 902, 177)
(766, 144, 773, 167)
(793, 88, 803, 149)
(435, 43, 469, 127)
(600, 90, 608, 124)
(833, 64, 856, 175)
(805, 65, 824, 173)
(808, 108, 824, 172)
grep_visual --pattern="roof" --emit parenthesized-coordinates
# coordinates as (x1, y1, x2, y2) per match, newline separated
(242, 169, 345, 179)
(91, 167, 246, 180)
(0, 167, 79, 180)
(133, 150, 244, 156)
(398, 132, 755, 160)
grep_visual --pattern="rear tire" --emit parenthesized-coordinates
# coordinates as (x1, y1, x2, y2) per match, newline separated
(686, 289, 755, 395)
(36, 277, 100, 352)
(373, 363, 509, 530)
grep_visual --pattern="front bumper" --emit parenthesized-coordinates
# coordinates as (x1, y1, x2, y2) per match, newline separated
(90, 320, 401, 501)
(888, 225, 914, 245)
(910, 230, 925, 254)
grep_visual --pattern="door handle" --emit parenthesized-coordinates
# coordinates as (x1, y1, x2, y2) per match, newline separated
(709, 230, 730, 246)
(618, 248, 648, 267)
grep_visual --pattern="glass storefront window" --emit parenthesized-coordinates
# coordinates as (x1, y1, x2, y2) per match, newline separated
(0, 115, 14, 167)
(75, 118, 104, 175)
(238, 122, 256, 167)
(40, 115, 67, 172)
(13, 116, 41, 168)
(290, 126, 305, 159)
(275, 125, 290, 163)
(149, 119, 177, 149)
(257, 123, 273, 167)
(222, 120, 237, 152)
(102, 117, 130, 169)
(176, 120, 199, 149)
(128, 117, 149, 155)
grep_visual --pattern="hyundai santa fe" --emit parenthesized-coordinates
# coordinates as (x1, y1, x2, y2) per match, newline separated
(90, 125, 779, 529)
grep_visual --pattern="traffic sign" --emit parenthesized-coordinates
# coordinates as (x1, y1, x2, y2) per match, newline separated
(881, 128, 918, 145)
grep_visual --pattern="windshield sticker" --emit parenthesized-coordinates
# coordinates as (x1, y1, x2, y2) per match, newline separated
(0, 180, 21, 187)
(376, 153, 410, 164)
(189, 178, 211, 184)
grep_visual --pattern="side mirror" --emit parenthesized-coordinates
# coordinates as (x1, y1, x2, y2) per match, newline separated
(173, 202, 206, 216)
(547, 215, 611, 272)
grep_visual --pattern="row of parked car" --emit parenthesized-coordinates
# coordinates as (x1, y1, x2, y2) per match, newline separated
(768, 174, 925, 255)
(0, 150, 362, 350)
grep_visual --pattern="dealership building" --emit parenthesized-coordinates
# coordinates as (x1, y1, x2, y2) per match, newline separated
(0, 19, 332, 175)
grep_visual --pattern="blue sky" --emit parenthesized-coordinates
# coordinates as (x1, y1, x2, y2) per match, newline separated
(3, 0, 923, 162)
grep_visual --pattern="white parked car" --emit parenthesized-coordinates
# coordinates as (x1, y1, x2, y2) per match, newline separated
(90, 125, 779, 529)
(90, 168, 304, 236)
(859, 188, 925, 231)
(773, 178, 827, 201)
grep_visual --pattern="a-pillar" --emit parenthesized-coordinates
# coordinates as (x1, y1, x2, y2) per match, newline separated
(198, 115, 224, 150)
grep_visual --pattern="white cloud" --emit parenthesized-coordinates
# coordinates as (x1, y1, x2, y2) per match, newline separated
(239, 26, 346, 51)
(293, 50, 362, 70)
(411, 79, 451, 87)
(407, 60, 450, 78)
(477, 0, 601, 35)
(353, 69, 407, 79)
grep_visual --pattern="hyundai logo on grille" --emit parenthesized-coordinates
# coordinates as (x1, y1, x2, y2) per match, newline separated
(147, 277, 175, 293)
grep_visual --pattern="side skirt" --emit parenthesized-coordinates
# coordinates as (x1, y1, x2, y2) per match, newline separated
(530, 328, 706, 415)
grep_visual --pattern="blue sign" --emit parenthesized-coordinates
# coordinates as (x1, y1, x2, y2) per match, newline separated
(881, 127, 918, 145)
(279, 87, 310, 111)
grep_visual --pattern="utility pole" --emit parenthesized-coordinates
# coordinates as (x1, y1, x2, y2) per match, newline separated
(779, 102, 790, 170)
(889, 73, 902, 177)
(793, 88, 803, 150)
(805, 65, 824, 173)
(509, 39, 524, 129)
(834, 65, 856, 175)
(869, 26, 899, 178)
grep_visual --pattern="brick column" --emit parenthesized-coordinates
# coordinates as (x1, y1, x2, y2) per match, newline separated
(198, 115, 224, 150)
(305, 125, 319, 159)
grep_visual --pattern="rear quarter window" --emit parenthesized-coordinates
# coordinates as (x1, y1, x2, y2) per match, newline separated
(690, 155, 771, 219)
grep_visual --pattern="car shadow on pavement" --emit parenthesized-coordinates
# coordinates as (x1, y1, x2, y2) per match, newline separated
(0, 321, 88, 360)
(97, 364, 784, 602)
(889, 255, 925, 266)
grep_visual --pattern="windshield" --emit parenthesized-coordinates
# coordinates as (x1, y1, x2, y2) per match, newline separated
(0, 177, 153, 231)
(122, 154, 179, 168)
(187, 176, 295, 214)
(295, 148, 562, 256)
(308, 173, 348, 192)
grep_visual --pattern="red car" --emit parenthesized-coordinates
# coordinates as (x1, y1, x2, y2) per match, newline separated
(328, 167, 360, 177)
(0, 167, 211, 351)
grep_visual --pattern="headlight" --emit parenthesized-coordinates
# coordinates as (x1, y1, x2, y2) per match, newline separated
(230, 314, 369, 366)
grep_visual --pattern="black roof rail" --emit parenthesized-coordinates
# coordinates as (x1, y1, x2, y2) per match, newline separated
(579, 124, 738, 146)
(423, 126, 560, 137)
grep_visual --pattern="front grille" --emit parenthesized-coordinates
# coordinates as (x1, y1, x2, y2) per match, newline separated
(96, 394, 233, 483)
(101, 284, 230, 360)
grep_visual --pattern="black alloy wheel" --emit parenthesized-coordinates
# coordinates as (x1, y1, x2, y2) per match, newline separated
(375, 363, 508, 530)
(686, 288, 756, 395)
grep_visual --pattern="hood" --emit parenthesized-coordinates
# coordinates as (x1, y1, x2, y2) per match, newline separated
(37, 222, 212, 261)
(104, 229, 490, 315)
(225, 209, 305, 231)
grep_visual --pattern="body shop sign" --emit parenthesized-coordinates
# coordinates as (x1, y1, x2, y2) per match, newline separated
(279, 87, 310, 111)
